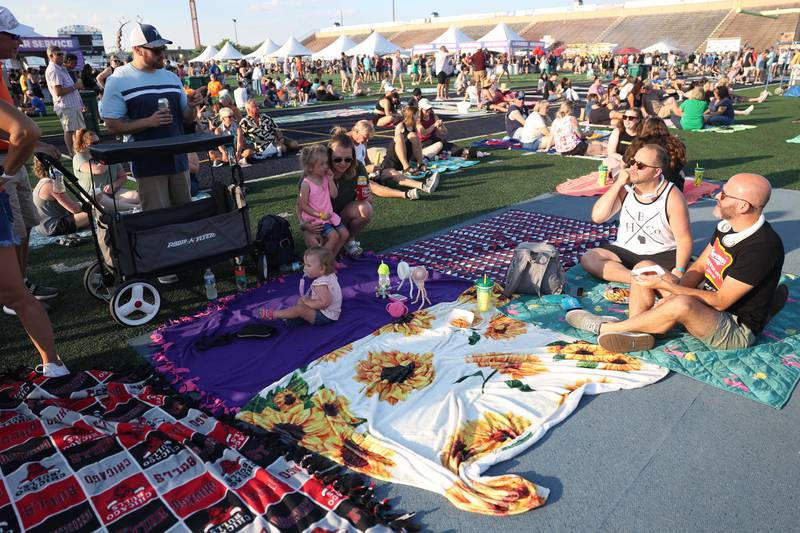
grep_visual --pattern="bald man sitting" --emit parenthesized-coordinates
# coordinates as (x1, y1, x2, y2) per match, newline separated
(567, 173, 787, 353)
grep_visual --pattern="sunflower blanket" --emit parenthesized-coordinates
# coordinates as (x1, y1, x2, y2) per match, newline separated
(0, 368, 398, 532)
(237, 286, 668, 515)
(501, 266, 800, 408)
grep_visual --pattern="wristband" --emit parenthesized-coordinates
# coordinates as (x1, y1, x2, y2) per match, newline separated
(675, 267, 686, 273)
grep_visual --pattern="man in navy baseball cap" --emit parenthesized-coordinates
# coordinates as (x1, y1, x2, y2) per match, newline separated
(129, 23, 172, 49)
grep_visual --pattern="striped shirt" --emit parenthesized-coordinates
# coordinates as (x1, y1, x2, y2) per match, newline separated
(100, 64, 188, 178)
(45, 62, 83, 110)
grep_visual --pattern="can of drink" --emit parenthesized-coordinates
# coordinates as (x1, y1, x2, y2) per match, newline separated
(157, 97, 169, 111)
(356, 175, 369, 201)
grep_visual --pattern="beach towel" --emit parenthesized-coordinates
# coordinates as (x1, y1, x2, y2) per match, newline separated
(694, 124, 757, 133)
(273, 105, 374, 125)
(501, 266, 800, 408)
(238, 292, 668, 515)
(556, 174, 720, 205)
(145, 256, 470, 414)
(402, 157, 481, 179)
(391, 210, 616, 282)
(786, 134, 800, 144)
(0, 368, 400, 532)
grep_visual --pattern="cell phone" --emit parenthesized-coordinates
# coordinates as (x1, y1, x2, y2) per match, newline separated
(631, 265, 666, 277)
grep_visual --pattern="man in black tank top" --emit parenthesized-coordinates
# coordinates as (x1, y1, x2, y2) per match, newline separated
(569, 173, 786, 354)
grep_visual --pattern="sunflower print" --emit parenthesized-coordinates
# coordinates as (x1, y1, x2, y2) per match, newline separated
(319, 343, 354, 363)
(354, 351, 435, 404)
(237, 404, 335, 452)
(375, 310, 434, 337)
(311, 387, 366, 428)
(440, 411, 531, 474)
(457, 283, 511, 307)
(444, 476, 545, 515)
(557, 377, 612, 406)
(467, 353, 549, 379)
(273, 389, 303, 412)
(483, 314, 527, 341)
(328, 428, 397, 479)
(548, 341, 642, 372)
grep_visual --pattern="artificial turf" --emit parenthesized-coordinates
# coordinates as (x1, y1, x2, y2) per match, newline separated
(2, 84, 797, 372)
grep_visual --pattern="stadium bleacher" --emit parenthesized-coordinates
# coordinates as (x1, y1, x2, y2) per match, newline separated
(600, 11, 729, 52)
(521, 17, 620, 45)
(708, 6, 800, 51)
(301, 35, 338, 53)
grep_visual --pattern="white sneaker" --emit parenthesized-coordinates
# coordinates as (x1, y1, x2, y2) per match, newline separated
(212, 160, 224, 167)
(422, 172, 440, 193)
(238, 157, 251, 167)
(157, 274, 179, 285)
(35, 361, 70, 377)
(741, 104, 754, 115)
(406, 189, 420, 200)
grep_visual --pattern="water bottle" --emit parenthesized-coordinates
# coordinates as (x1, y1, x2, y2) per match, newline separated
(234, 264, 247, 291)
(377, 261, 391, 298)
(203, 268, 218, 300)
(49, 167, 66, 194)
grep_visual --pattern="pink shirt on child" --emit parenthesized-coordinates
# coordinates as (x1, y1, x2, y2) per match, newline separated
(311, 273, 342, 320)
(300, 176, 341, 226)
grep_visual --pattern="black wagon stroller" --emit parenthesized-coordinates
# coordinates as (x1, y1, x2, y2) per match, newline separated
(36, 132, 269, 326)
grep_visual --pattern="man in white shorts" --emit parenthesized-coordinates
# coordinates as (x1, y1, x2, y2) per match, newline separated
(45, 44, 85, 156)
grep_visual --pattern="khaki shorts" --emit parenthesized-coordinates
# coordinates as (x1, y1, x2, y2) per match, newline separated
(136, 171, 191, 211)
(55, 106, 86, 132)
(473, 69, 487, 87)
(2, 166, 39, 239)
(698, 312, 756, 351)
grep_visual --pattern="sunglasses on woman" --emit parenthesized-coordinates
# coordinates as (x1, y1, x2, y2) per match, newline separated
(623, 115, 638, 121)
(332, 157, 353, 164)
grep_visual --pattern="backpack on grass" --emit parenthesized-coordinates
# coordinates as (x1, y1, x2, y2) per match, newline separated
(503, 242, 565, 297)
(256, 215, 294, 269)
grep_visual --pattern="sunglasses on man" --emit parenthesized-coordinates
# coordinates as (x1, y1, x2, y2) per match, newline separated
(630, 159, 659, 170)
(141, 46, 166, 55)
(719, 188, 757, 208)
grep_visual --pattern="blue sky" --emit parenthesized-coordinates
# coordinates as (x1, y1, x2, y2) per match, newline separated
(10, 0, 618, 50)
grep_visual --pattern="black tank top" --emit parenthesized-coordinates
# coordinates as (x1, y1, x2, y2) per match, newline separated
(375, 97, 395, 115)
(617, 130, 636, 157)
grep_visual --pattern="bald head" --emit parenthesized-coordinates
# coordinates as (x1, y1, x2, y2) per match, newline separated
(727, 173, 771, 211)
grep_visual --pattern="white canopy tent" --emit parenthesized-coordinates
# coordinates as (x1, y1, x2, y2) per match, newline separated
(312, 35, 357, 60)
(267, 36, 313, 58)
(642, 41, 673, 54)
(212, 42, 244, 61)
(413, 26, 478, 54)
(188, 45, 218, 63)
(477, 23, 540, 53)
(345, 32, 402, 56)
(244, 38, 279, 61)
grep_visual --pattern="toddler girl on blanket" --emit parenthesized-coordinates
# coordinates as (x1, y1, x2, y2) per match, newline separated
(298, 145, 349, 257)
(260, 247, 342, 326)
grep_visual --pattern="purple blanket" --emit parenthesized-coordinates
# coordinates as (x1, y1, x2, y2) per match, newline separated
(147, 256, 470, 414)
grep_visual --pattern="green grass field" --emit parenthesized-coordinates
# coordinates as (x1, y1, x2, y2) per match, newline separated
(3, 85, 798, 373)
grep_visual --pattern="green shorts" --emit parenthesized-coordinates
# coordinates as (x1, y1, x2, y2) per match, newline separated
(698, 312, 756, 351)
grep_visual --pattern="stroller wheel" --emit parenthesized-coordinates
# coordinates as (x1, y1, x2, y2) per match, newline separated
(110, 280, 161, 327)
(256, 251, 269, 281)
(83, 261, 113, 302)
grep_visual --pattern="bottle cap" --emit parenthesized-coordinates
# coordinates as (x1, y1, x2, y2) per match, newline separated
(377, 261, 390, 275)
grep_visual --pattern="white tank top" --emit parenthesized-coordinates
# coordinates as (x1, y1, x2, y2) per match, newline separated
(612, 181, 677, 255)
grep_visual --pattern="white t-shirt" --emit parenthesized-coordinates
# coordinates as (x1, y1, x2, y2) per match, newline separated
(234, 86, 249, 109)
(354, 142, 367, 165)
(516, 112, 547, 144)
(435, 51, 453, 76)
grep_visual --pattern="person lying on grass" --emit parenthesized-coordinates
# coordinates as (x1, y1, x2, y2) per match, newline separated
(260, 246, 341, 326)
(580, 144, 692, 284)
(568, 173, 786, 354)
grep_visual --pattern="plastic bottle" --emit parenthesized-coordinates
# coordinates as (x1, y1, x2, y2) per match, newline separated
(377, 261, 391, 298)
(356, 175, 369, 201)
(204, 269, 218, 300)
(234, 264, 247, 291)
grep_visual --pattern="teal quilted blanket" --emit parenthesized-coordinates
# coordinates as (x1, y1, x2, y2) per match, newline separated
(500, 266, 800, 408)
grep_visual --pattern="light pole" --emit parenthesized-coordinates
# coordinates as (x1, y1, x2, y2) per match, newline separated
(391, 0, 395, 22)
(232, 18, 239, 45)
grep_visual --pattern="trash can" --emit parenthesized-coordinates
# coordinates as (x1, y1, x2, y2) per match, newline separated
(627, 63, 642, 78)
(188, 75, 210, 90)
(80, 90, 101, 133)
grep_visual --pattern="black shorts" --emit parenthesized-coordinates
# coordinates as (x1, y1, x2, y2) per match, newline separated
(44, 215, 77, 237)
(437, 71, 449, 84)
(562, 140, 588, 156)
(600, 242, 676, 271)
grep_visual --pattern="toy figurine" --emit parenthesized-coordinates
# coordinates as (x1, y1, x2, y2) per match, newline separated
(410, 266, 431, 310)
(396, 261, 411, 294)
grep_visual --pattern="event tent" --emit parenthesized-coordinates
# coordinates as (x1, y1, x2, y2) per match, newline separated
(345, 31, 402, 56)
(312, 35, 358, 60)
(188, 45, 218, 63)
(642, 41, 673, 54)
(413, 26, 478, 54)
(477, 22, 541, 53)
(244, 38, 279, 61)
(267, 36, 313, 58)
(212, 42, 244, 61)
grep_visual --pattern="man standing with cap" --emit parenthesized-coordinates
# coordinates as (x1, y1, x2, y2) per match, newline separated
(0, 5, 69, 376)
(45, 43, 85, 156)
(101, 22, 205, 213)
